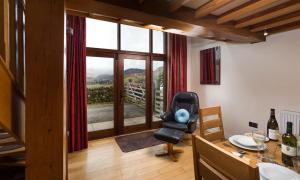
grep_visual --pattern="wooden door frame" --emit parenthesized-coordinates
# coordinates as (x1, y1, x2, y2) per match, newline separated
(118, 53, 150, 134)
(86, 51, 117, 140)
(86, 49, 167, 140)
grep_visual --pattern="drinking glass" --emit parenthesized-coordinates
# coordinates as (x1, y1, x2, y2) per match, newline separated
(252, 130, 266, 162)
(292, 157, 300, 173)
(297, 135, 300, 157)
(276, 131, 282, 143)
(262, 142, 277, 163)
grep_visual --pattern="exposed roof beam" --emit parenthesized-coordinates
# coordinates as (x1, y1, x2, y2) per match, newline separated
(235, 2, 300, 28)
(138, 0, 145, 4)
(251, 13, 300, 32)
(195, 0, 233, 18)
(169, 0, 192, 12)
(217, 0, 282, 24)
(269, 21, 300, 35)
(67, 0, 264, 43)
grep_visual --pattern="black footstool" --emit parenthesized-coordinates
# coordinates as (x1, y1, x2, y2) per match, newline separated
(154, 128, 185, 162)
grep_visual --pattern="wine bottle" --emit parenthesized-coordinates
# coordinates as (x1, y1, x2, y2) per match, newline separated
(267, 108, 279, 141)
(281, 122, 297, 166)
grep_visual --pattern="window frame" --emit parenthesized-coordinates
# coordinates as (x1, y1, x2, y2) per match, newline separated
(85, 18, 167, 139)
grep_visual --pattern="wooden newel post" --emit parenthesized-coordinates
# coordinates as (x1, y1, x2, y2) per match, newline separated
(26, 0, 67, 179)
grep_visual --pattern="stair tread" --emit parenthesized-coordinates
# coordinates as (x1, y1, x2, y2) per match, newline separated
(0, 160, 25, 167)
(0, 133, 11, 139)
(0, 146, 25, 158)
(0, 137, 17, 145)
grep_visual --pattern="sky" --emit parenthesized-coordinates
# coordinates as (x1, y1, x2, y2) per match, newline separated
(86, 57, 114, 77)
(86, 18, 164, 53)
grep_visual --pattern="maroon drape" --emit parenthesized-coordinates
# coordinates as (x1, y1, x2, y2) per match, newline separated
(67, 15, 88, 152)
(200, 48, 216, 84)
(167, 34, 187, 110)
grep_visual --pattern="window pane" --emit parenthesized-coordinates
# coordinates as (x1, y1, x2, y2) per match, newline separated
(121, 24, 149, 52)
(124, 59, 146, 126)
(153, 30, 164, 54)
(152, 60, 165, 122)
(86, 56, 114, 132)
(86, 18, 117, 49)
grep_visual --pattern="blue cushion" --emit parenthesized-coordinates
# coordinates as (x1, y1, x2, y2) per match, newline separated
(175, 109, 190, 124)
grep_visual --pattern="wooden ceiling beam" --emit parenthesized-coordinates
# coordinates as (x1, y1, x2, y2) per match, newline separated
(195, 0, 233, 18)
(235, 1, 300, 28)
(67, 0, 264, 43)
(218, 0, 282, 24)
(138, 0, 145, 4)
(268, 21, 300, 35)
(169, 0, 192, 12)
(251, 11, 300, 32)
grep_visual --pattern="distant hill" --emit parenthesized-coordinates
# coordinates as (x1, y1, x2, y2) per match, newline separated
(86, 76, 95, 83)
(87, 68, 146, 83)
(153, 66, 163, 76)
(124, 68, 145, 75)
(95, 74, 113, 82)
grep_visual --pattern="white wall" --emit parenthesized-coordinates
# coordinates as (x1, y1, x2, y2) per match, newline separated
(189, 29, 300, 137)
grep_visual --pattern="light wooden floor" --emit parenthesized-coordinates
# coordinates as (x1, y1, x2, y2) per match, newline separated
(68, 133, 195, 180)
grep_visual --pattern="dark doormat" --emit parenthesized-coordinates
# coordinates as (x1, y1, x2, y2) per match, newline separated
(115, 131, 165, 153)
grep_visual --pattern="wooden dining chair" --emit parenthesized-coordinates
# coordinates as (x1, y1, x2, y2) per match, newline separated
(192, 135, 259, 180)
(199, 106, 225, 142)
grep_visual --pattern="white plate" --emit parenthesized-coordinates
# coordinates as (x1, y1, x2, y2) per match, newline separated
(258, 163, 300, 180)
(234, 135, 257, 147)
(229, 135, 267, 151)
(244, 133, 270, 142)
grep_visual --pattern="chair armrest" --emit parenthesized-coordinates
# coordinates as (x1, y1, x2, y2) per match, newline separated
(186, 115, 198, 133)
(160, 112, 173, 122)
(188, 115, 198, 124)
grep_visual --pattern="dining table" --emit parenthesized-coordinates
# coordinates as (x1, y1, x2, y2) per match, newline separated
(215, 138, 284, 169)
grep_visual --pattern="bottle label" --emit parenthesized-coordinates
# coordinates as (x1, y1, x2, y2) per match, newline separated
(268, 129, 278, 140)
(281, 144, 297, 157)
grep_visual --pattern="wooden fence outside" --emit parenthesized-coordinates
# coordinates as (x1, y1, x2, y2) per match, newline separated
(125, 82, 164, 114)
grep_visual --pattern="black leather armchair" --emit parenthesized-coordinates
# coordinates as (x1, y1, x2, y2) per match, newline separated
(161, 92, 199, 134)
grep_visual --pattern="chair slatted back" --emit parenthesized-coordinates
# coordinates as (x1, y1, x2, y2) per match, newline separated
(192, 135, 259, 180)
(199, 106, 225, 142)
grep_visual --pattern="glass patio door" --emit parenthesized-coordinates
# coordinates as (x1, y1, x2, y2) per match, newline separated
(86, 54, 165, 138)
(86, 56, 116, 137)
(118, 54, 150, 133)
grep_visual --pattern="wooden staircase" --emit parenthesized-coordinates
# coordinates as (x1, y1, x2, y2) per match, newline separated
(0, 123, 25, 179)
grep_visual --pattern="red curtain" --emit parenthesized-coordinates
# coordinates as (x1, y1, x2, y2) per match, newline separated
(67, 15, 88, 152)
(200, 48, 215, 84)
(167, 34, 187, 110)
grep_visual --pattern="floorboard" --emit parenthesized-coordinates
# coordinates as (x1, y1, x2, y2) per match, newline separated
(68, 133, 195, 180)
